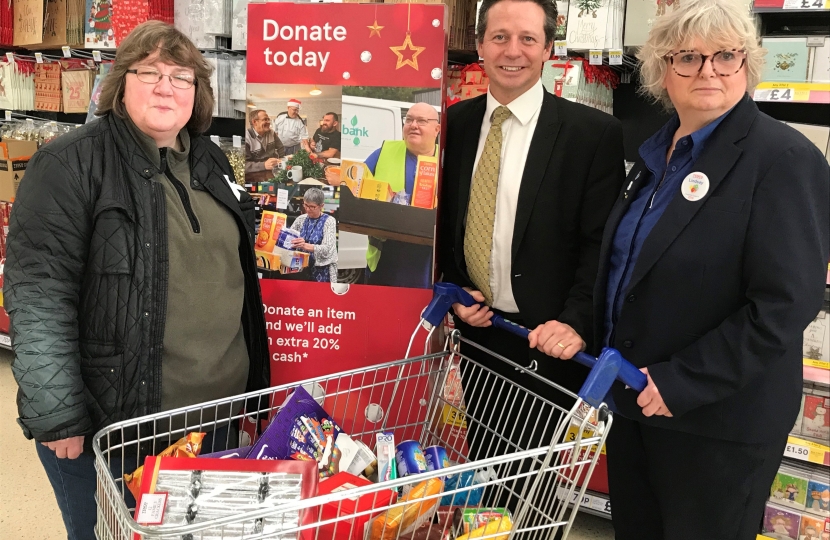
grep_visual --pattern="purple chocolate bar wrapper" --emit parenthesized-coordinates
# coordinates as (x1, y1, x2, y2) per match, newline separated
(200, 446, 252, 459)
(246, 386, 343, 461)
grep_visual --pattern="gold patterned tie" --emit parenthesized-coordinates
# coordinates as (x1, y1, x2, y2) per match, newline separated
(463, 105, 512, 305)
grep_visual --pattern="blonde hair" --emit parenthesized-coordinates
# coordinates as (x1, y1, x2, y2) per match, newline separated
(637, 0, 764, 110)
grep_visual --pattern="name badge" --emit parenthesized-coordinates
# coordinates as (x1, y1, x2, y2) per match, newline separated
(681, 171, 709, 202)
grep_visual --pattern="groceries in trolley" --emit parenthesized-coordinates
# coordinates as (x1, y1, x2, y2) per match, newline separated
(123, 385, 513, 539)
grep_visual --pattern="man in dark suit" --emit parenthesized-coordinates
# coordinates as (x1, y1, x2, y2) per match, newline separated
(439, 0, 626, 413)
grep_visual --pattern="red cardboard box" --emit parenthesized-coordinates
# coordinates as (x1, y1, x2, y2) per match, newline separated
(317, 472, 397, 540)
(459, 84, 488, 100)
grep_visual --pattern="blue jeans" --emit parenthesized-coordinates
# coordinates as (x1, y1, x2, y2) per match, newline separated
(37, 426, 234, 540)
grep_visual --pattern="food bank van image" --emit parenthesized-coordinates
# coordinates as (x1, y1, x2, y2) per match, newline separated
(336, 95, 441, 284)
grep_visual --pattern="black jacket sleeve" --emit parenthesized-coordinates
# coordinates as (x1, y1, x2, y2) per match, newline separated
(4, 150, 94, 442)
(556, 118, 626, 343)
(649, 144, 830, 417)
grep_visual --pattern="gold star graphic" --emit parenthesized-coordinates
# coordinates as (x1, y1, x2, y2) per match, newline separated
(368, 20, 384, 38)
(389, 33, 425, 70)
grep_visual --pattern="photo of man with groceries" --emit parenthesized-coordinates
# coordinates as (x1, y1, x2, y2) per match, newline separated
(245, 108, 286, 184)
(339, 102, 440, 289)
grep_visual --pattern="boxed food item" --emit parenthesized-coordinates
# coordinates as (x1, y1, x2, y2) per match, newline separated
(0, 140, 38, 202)
(770, 466, 810, 509)
(340, 160, 373, 197)
(134, 457, 318, 540)
(763, 502, 802, 539)
(801, 394, 830, 440)
(359, 178, 395, 203)
(254, 210, 288, 255)
(316, 472, 397, 540)
(411, 157, 438, 210)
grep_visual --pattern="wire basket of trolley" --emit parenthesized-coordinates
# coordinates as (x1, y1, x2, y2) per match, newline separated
(93, 283, 646, 540)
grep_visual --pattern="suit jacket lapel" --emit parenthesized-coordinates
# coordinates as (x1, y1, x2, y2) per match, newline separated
(511, 91, 561, 260)
(624, 95, 757, 294)
(454, 98, 487, 271)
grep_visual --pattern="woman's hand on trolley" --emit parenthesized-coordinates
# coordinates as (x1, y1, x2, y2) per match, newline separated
(451, 288, 493, 327)
(528, 321, 585, 360)
(637, 367, 673, 418)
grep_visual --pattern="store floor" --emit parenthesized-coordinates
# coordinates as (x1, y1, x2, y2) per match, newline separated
(0, 348, 616, 539)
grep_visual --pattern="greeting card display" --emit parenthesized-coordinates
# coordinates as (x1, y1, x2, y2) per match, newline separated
(762, 37, 810, 83)
(764, 503, 801, 540)
(246, 2, 446, 388)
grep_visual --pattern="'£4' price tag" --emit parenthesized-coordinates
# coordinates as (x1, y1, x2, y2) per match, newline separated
(783, 0, 825, 8)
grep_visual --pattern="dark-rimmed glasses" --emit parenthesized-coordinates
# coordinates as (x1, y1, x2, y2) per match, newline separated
(126, 68, 196, 89)
(665, 49, 747, 77)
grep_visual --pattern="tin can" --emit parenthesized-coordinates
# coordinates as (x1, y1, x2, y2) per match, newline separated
(395, 440, 428, 477)
(424, 446, 449, 471)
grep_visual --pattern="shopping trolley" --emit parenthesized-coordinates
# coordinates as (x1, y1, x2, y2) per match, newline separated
(93, 283, 647, 540)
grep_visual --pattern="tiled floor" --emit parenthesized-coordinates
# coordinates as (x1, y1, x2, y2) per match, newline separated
(0, 348, 616, 539)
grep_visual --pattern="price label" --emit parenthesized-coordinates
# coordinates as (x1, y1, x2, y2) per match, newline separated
(5, 52, 12, 63)
(554, 40, 567, 57)
(92, 50, 102, 62)
(754, 88, 796, 102)
(608, 49, 623, 65)
(232, 135, 242, 148)
(590, 495, 612, 515)
(35, 52, 43, 64)
(62, 46, 71, 58)
(784, 441, 810, 460)
(276, 188, 289, 210)
(135, 493, 167, 525)
(210, 135, 220, 146)
(589, 50, 603, 65)
(783, 0, 826, 8)
(4, 110, 11, 121)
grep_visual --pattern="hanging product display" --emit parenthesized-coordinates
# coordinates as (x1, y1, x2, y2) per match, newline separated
(34, 62, 64, 112)
(556, 0, 570, 41)
(0, 58, 36, 111)
(565, 0, 623, 50)
(61, 67, 95, 113)
(85, 0, 114, 48)
(174, 0, 230, 49)
(231, 0, 248, 50)
(0, 0, 12, 46)
(541, 57, 618, 114)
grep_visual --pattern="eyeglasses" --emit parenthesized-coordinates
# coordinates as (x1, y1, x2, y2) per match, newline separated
(127, 68, 196, 89)
(665, 49, 747, 77)
(303, 202, 321, 210)
(404, 116, 439, 127)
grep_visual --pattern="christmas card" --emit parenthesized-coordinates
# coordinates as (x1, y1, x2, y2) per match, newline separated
(762, 37, 810, 83)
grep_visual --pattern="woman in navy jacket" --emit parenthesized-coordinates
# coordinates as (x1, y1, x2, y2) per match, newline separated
(585, 0, 829, 537)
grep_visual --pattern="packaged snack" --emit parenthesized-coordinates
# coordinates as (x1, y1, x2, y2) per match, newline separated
(455, 514, 512, 540)
(807, 478, 830, 517)
(124, 432, 205, 499)
(770, 466, 810, 509)
(454, 508, 512, 535)
(200, 446, 252, 459)
(247, 386, 343, 479)
(764, 503, 802, 540)
(396, 440, 428, 478)
(369, 478, 444, 540)
(424, 446, 449, 472)
(316, 472, 397, 540)
(802, 395, 830, 440)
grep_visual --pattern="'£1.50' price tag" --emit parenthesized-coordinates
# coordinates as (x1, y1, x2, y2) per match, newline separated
(784, 441, 810, 460)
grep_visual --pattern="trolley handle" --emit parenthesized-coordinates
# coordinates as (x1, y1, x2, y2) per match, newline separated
(424, 283, 647, 394)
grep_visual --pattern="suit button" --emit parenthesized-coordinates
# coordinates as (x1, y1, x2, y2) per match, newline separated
(623, 340, 633, 348)
(627, 294, 636, 303)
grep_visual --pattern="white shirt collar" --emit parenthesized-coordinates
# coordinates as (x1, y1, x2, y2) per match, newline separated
(484, 78, 543, 126)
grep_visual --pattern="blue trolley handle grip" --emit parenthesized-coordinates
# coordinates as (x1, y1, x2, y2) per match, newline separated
(428, 283, 647, 393)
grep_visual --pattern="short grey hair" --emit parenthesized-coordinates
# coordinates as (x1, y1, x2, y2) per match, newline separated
(303, 188, 325, 207)
(637, 0, 764, 110)
(249, 109, 266, 125)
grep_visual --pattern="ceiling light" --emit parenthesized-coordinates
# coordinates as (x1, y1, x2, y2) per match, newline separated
(309, 86, 322, 96)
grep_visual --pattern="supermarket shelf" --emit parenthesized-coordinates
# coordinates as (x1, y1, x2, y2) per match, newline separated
(753, 82, 830, 104)
(557, 487, 613, 520)
(0, 332, 9, 350)
(784, 434, 830, 466)
(804, 363, 830, 382)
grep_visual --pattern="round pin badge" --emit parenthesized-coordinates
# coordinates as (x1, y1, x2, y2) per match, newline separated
(681, 171, 709, 202)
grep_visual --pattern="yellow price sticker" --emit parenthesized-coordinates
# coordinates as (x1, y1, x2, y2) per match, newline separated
(803, 357, 830, 370)
(786, 435, 830, 465)
(565, 424, 607, 455)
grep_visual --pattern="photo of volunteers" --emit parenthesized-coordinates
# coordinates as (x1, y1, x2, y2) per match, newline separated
(337, 86, 442, 290)
(246, 84, 344, 282)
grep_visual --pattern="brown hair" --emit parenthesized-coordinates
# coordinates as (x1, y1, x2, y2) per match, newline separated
(95, 21, 215, 134)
